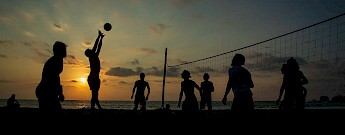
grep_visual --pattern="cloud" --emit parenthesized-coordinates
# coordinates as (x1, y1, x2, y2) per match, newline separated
(170, 0, 198, 8)
(0, 54, 7, 58)
(20, 11, 34, 22)
(195, 66, 215, 73)
(23, 31, 36, 37)
(0, 40, 15, 46)
(0, 16, 12, 24)
(131, 59, 139, 65)
(52, 23, 64, 31)
(188, 13, 202, 21)
(31, 48, 52, 63)
(0, 80, 13, 83)
(222, 20, 232, 26)
(83, 42, 92, 47)
(105, 66, 180, 77)
(149, 23, 168, 34)
(64, 55, 84, 66)
(71, 80, 78, 83)
(105, 67, 138, 77)
(119, 81, 130, 85)
(140, 48, 157, 54)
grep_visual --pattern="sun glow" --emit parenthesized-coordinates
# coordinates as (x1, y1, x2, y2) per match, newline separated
(80, 77, 87, 84)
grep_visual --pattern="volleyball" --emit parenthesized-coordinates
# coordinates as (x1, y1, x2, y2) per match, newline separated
(104, 23, 112, 31)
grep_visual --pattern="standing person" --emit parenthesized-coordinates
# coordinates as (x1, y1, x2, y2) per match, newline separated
(131, 73, 150, 111)
(200, 73, 214, 111)
(276, 64, 288, 110)
(276, 57, 308, 111)
(35, 41, 66, 112)
(222, 54, 254, 112)
(177, 70, 202, 112)
(85, 30, 105, 110)
(7, 94, 20, 110)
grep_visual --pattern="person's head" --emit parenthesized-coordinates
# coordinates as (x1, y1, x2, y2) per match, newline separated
(231, 54, 245, 66)
(53, 41, 67, 58)
(10, 94, 15, 99)
(140, 73, 145, 80)
(287, 57, 299, 70)
(181, 70, 191, 79)
(84, 49, 92, 57)
(203, 73, 210, 80)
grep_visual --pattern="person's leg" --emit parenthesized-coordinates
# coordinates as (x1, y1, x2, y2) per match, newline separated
(140, 99, 146, 111)
(91, 90, 97, 109)
(134, 97, 139, 110)
(207, 100, 212, 111)
(94, 90, 102, 109)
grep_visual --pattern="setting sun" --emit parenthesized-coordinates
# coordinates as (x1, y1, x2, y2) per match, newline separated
(80, 78, 87, 84)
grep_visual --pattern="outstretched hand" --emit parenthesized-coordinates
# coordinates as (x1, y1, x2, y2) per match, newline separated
(98, 30, 105, 38)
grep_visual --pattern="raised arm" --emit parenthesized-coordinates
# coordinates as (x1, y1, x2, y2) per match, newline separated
(92, 33, 101, 53)
(95, 30, 105, 56)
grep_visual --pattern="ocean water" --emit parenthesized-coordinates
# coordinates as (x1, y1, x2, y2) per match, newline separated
(1, 99, 345, 110)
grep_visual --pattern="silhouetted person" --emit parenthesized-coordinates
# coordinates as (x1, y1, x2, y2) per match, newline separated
(177, 70, 202, 112)
(276, 57, 308, 111)
(222, 54, 254, 112)
(200, 73, 214, 111)
(35, 41, 66, 112)
(7, 94, 20, 110)
(276, 64, 287, 110)
(85, 30, 105, 110)
(131, 73, 150, 111)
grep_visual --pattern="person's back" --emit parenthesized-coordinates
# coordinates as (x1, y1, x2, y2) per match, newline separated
(39, 56, 63, 98)
(135, 80, 148, 96)
(88, 53, 100, 77)
(181, 80, 198, 99)
(228, 66, 253, 95)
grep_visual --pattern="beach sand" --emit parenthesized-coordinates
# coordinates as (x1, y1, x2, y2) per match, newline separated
(1, 107, 344, 131)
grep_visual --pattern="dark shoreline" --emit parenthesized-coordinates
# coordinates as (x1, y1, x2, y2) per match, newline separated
(2, 107, 345, 120)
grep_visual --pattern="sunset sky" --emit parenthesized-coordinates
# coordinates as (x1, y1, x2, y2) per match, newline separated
(1, 0, 345, 101)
